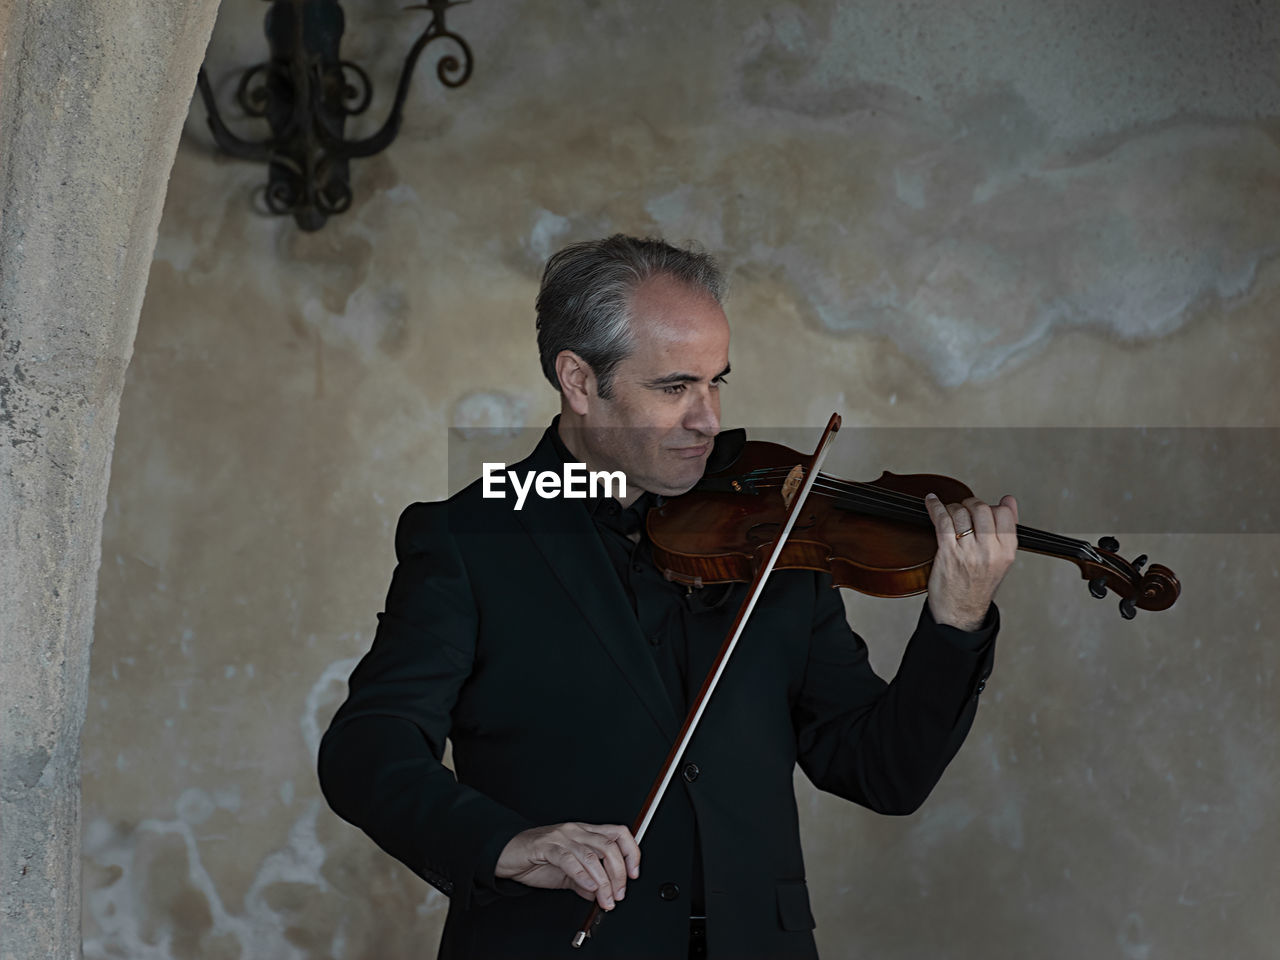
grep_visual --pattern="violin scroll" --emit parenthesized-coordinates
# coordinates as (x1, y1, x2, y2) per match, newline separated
(1079, 536, 1181, 619)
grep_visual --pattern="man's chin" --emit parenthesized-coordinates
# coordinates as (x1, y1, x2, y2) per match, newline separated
(647, 468, 707, 499)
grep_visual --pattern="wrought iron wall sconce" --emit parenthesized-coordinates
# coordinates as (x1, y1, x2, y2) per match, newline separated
(196, 0, 473, 230)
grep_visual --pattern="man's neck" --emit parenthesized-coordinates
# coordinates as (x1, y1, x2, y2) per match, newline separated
(556, 413, 643, 509)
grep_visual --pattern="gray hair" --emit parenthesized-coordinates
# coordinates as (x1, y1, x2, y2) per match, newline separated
(535, 234, 726, 398)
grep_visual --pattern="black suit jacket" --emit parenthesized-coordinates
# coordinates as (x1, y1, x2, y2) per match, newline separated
(318, 424, 997, 959)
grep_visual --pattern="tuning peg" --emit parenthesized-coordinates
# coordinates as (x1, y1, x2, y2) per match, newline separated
(1131, 554, 1147, 573)
(1098, 536, 1119, 552)
(1119, 596, 1137, 620)
(1088, 576, 1108, 599)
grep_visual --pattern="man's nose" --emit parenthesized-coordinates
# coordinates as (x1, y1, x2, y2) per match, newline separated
(685, 388, 721, 437)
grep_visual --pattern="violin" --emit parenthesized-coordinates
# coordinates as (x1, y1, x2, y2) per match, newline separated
(647, 428, 1180, 620)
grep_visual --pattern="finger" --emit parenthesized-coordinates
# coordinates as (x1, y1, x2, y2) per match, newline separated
(948, 502, 975, 537)
(590, 833, 629, 900)
(981, 495, 1017, 554)
(923, 493, 956, 543)
(598, 824, 641, 879)
(557, 846, 612, 909)
(995, 494, 1019, 534)
(577, 848, 616, 909)
(962, 498, 994, 536)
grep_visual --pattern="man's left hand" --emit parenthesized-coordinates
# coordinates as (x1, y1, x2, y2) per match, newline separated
(923, 493, 1019, 631)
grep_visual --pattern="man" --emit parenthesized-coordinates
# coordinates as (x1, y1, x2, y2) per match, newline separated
(318, 235, 1017, 959)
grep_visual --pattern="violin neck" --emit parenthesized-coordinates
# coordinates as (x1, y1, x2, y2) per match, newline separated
(827, 482, 1094, 562)
(1010, 524, 1094, 563)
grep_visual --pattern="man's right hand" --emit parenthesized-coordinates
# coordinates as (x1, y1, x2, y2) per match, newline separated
(495, 823, 640, 911)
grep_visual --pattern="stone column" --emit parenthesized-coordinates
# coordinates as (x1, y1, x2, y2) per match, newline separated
(0, 1, 222, 956)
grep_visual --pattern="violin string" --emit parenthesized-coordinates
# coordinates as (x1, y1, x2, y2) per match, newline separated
(809, 483, 1085, 552)
(733, 466, 1092, 550)
(816, 482, 1102, 559)
(732, 467, 1088, 553)
(715, 467, 1129, 579)
(800, 483, 1132, 581)
(806, 481, 1068, 547)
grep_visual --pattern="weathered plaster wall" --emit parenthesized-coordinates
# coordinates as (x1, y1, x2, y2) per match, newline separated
(0, 1, 222, 957)
(83, 2, 1278, 958)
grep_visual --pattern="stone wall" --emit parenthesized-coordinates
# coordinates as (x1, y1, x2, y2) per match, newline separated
(0, 1, 221, 957)
(81, 2, 1279, 958)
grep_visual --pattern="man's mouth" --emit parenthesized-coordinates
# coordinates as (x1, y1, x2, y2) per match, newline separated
(670, 443, 710, 459)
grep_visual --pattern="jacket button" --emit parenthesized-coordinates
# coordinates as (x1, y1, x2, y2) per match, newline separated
(682, 762, 700, 783)
(658, 882, 680, 901)
(975, 679, 987, 695)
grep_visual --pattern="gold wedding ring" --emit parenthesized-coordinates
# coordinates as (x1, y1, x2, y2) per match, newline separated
(955, 528, 974, 540)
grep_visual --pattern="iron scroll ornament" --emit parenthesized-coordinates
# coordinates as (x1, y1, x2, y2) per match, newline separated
(195, 0, 474, 230)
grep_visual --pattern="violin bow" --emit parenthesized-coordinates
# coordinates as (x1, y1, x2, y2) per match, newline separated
(571, 412, 844, 948)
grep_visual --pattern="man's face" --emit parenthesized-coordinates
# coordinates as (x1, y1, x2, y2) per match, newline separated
(576, 274, 730, 498)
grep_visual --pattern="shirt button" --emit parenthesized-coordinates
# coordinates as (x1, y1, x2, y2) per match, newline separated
(632, 562, 644, 573)
(658, 882, 680, 901)
(682, 762, 700, 783)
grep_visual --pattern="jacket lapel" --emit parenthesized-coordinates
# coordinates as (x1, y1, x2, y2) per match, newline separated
(510, 426, 681, 742)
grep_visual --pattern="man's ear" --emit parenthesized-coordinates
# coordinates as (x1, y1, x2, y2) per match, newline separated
(555, 350, 595, 416)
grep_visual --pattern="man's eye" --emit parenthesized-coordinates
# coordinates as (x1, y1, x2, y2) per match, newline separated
(712, 376, 728, 387)
(663, 384, 686, 395)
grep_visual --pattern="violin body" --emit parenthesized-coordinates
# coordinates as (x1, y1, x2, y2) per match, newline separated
(647, 437, 1180, 618)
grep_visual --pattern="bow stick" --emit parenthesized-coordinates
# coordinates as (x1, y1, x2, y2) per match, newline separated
(572, 412, 844, 948)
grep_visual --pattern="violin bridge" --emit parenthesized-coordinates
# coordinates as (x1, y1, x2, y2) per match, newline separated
(780, 464, 805, 510)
